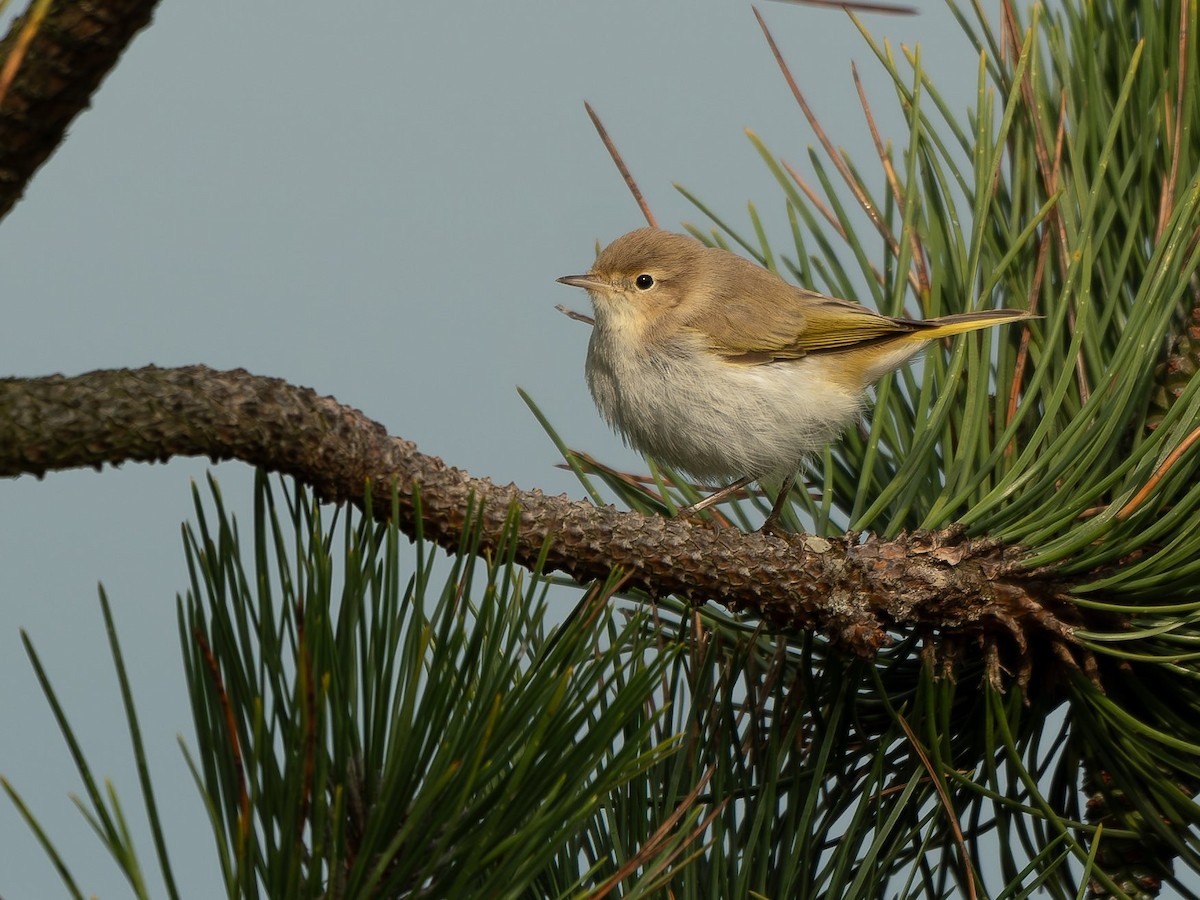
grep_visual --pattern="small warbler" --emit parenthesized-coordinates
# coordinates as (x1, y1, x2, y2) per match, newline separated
(558, 228, 1031, 532)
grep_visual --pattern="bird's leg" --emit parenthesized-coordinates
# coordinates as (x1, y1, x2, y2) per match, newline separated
(759, 474, 797, 534)
(674, 475, 757, 520)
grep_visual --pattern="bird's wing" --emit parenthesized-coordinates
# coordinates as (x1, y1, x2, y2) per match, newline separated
(687, 287, 920, 363)
(788, 295, 921, 352)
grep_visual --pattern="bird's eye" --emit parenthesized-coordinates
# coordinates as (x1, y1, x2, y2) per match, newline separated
(635, 274, 655, 290)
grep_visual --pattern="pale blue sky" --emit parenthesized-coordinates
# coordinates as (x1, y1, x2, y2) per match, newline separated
(1, 1, 977, 894)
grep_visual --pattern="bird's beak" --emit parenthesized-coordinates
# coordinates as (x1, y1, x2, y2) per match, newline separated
(556, 273, 605, 290)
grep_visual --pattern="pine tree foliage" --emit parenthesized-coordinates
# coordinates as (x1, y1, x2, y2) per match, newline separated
(564, 0, 1200, 895)
(7, 1, 1200, 898)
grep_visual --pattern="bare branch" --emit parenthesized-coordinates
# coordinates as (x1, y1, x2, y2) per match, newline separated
(0, 366, 1085, 667)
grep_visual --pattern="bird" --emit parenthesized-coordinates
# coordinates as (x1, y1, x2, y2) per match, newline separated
(558, 227, 1032, 532)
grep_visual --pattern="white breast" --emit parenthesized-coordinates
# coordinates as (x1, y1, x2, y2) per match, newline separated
(585, 324, 865, 481)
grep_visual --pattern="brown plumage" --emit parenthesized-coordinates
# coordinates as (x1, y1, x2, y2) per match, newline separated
(559, 228, 1033, 531)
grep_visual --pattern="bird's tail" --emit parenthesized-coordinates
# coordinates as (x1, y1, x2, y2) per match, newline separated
(913, 309, 1035, 339)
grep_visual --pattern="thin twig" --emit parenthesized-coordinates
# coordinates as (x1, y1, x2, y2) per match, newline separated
(194, 628, 250, 854)
(1044, 90, 1093, 411)
(1003, 2, 1090, 405)
(850, 61, 928, 297)
(589, 765, 724, 898)
(0, 0, 51, 108)
(897, 714, 979, 900)
(1002, 1, 1054, 195)
(781, 159, 848, 240)
(295, 597, 316, 846)
(850, 67, 906, 270)
(1116, 424, 1200, 521)
(769, 0, 917, 14)
(584, 101, 657, 228)
(1005, 226, 1051, 456)
(754, 7, 900, 283)
(557, 452, 746, 496)
(556, 450, 747, 528)
(1155, 0, 1189, 242)
(555, 304, 594, 326)
(780, 158, 891, 293)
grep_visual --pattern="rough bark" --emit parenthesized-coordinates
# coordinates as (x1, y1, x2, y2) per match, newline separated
(0, 0, 161, 218)
(0, 365, 1086, 685)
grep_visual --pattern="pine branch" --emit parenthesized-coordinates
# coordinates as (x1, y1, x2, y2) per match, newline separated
(0, 365, 1088, 686)
(0, 0, 161, 219)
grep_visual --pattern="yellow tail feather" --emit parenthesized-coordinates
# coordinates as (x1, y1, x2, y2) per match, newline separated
(912, 309, 1035, 340)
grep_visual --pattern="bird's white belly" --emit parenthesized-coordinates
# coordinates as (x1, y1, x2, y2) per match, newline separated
(586, 330, 863, 480)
